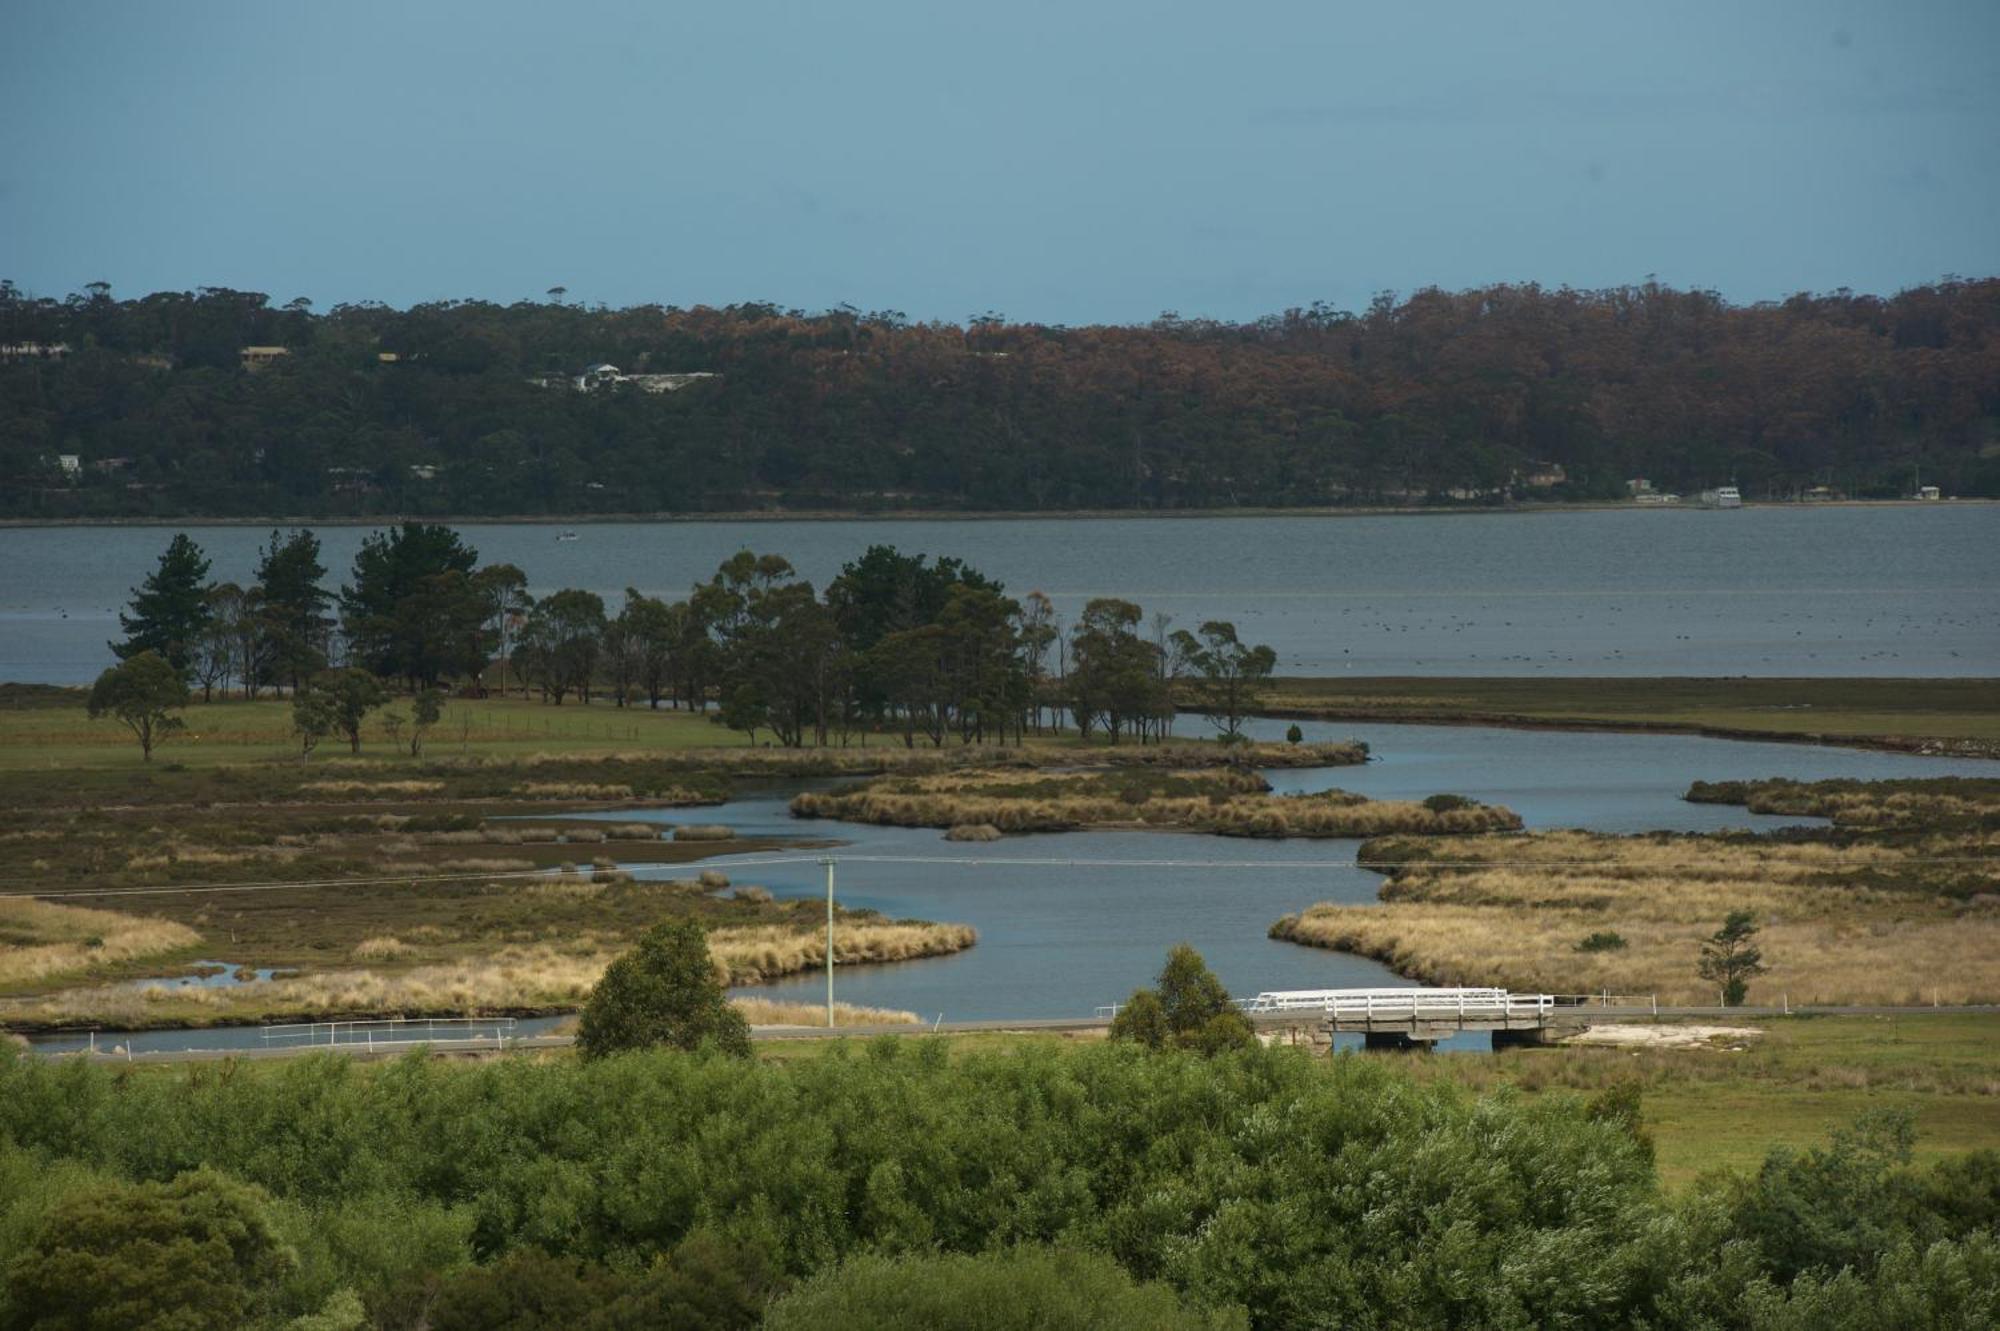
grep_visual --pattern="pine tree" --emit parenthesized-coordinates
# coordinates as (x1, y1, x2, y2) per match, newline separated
(113, 533, 212, 675)
(254, 528, 332, 693)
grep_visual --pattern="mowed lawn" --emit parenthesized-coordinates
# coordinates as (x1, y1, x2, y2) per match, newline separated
(0, 694, 764, 770)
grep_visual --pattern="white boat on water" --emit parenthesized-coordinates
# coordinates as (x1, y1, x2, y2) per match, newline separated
(556, 529, 580, 541)
(1699, 486, 1742, 509)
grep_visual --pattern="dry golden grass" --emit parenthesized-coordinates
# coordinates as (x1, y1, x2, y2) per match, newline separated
(732, 997, 920, 1026)
(350, 936, 414, 962)
(298, 780, 446, 796)
(510, 782, 636, 800)
(0, 899, 201, 988)
(672, 824, 736, 841)
(0, 918, 975, 1024)
(1272, 829, 2000, 1005)
(793, 769, 1520, 838)
(708, 921, 979, 984)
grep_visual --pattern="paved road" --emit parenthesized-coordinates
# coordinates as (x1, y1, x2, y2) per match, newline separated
(28, 1004, 2000, 1065)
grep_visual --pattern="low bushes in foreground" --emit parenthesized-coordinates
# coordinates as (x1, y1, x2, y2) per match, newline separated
(0, 1043, 1992, 1329)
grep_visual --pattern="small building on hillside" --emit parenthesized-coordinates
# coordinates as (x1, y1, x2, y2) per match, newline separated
(55, 454, 81, 479)
(239, 346, 291, 371)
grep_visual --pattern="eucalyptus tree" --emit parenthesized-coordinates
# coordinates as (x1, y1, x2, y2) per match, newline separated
(1172, 620, 1278, 742)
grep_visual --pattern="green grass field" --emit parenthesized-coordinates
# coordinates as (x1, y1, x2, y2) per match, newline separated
(1257, 676, 2000, 748)
(0, 692, 755, 771)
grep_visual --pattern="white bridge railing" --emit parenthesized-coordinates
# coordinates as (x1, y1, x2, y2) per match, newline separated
(1096, 988, 1563, 1024)
(262, 1017, 517, 1050)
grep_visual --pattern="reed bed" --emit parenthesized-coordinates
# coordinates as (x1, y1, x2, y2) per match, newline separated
(509, 782, 637, 800)
(1272, 825, 2000, 1005)
(792, 770, 1519, 838)
(672, 824, 736, 841)
(708, 921, 979, 984)
(731, 997, 920, 1026)
(0, 900, 201, 988)
(350, 936, 414, 962)
(298, 780, 446, 796)
(0, 919, 976, 1025)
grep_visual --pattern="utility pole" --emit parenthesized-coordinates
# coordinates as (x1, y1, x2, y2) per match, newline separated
(822, 856, 836, 1027)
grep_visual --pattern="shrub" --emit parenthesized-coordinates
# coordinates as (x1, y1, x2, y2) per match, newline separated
(575, 919, 751, 1059)
(1576, 931, 1628, 953)
(1110, 945, 1255, 1054)
(1, 1168, 292, 1330)
(1422, 793, 1475, 813)
(762, 1246, 1245, 1331)
(1285, 723, 1304, 745)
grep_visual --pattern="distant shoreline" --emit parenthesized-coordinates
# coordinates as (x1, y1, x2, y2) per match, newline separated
(1, 498, 1989, 529)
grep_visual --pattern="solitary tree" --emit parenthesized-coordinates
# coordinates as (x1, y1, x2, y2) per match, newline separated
(576, 919, 751, 1059)
(291, 685, 342, 763)
(86, 651, 190, 762)
(313, 667, 389, 754)
(1698, 909, 1769, 1006)
(1172, 620, 1278, 742)
(410, 687, 445, 757)
(253, 528, 332, 693)
(1110, 944, 1257, 1054)
(113, 533, 212, 676)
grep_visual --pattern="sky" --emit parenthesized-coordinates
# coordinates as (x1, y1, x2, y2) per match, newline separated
(3, 1, 1996, 325)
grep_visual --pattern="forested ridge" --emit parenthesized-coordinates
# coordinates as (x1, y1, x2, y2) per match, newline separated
(3, 277, 1996, 518)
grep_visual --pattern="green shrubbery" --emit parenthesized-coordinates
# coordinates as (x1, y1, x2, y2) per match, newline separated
(763, 1246, 1246, 1330)
(0, 1044, 1992, 1329)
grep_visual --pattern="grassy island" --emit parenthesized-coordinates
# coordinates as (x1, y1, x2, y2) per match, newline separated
(792, 759, 1520, 838)
(1271, 776, 2000, 1005)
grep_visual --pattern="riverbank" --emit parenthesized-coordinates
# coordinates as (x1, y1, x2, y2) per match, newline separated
(5, 497, 1990, 528)
(1250, 675, 2000, 756)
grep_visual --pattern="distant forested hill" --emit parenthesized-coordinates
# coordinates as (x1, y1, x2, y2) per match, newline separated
(2, 278, 1995, 517)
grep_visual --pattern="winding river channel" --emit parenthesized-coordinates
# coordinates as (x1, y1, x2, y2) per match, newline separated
(30, 718, 1993, 1057)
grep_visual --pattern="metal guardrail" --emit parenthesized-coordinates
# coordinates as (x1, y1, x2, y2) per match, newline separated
(261, 1017, 517, 1050)
(1096, 989, 1662, 1025)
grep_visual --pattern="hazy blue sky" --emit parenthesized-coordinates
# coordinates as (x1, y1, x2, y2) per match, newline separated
(4, 1, 1995, 324)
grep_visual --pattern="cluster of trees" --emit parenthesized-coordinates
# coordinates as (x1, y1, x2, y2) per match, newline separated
(6, 277, 1997, 518)
(1, 1034, 1994, 1328)
(94, 528, 1280, 756)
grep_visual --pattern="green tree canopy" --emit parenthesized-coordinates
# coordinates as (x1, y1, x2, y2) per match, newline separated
(1110, 944, 1257, 1054)
(762, 1246, 1246, 1331)
(85, 650, 189, 762)
(339, 523, 484, 685)
(112, 532, 211, 675)
(253, 527, 332, 692)
(1, 1168, 292, 1331)
(1173, 620, 1278, 742)
(575, 919, 751, 1059)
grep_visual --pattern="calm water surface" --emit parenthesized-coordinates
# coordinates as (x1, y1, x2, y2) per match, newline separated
(4, 507, 1995, 681)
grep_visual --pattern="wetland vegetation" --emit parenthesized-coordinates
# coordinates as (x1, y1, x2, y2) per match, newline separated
(789, 762, 1517, 839)
(1271, 775, 2000, 1005)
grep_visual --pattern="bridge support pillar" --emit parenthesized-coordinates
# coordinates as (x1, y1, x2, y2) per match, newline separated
(1491, 1028, 1554, 1051)
(1362, 1031, 1433, 1053)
